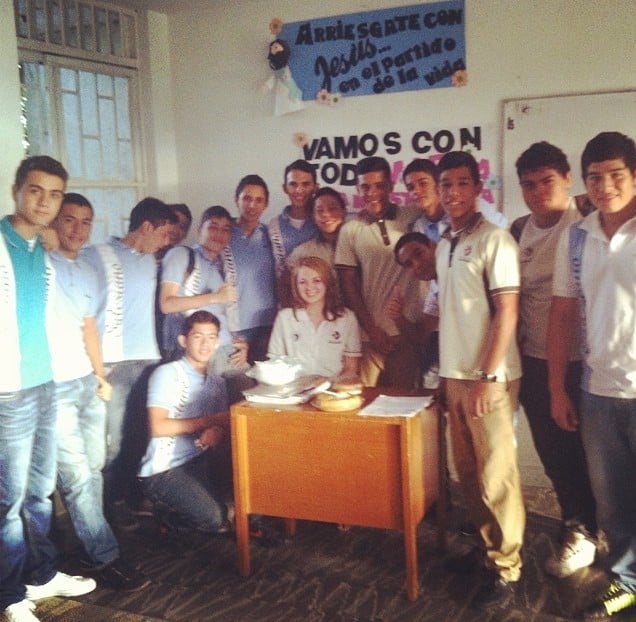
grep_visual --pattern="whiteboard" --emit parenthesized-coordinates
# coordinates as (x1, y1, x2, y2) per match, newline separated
(502, 91, 636, 222)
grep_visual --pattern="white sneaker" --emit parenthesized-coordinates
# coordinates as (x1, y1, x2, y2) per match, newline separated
(545, 530, 596, 578)
(25, 571, 96, 601)
(4, 599, 39, 622)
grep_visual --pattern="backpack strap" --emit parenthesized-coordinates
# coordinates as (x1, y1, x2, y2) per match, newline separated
(568, 222, 587, 301)
(268, 216, 287, 278)
(509, 214, 530, 243)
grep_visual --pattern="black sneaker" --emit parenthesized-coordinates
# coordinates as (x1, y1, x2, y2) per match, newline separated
(96, 559, 151, 592)
(444, 547, 485, 575)
(472, 573, 516, 610)
(582, 581, 636, 620)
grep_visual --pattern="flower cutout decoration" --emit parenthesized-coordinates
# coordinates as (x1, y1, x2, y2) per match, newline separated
(316, 89, 331, 105)
(316, 89, 342, 106)
(451, 70, 468, 88)
(269, 17, 283, 36)
(293, 132, 309, 148)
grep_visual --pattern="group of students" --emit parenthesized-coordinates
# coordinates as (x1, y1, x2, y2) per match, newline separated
(389, 133, 636, 619)
(1, 130, 635, 622)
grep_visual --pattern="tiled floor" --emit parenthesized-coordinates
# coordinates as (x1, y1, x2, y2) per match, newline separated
(26, 485, 636, 622)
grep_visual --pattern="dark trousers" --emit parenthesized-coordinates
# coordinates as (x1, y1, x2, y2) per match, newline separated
(519, 356, 596, 536)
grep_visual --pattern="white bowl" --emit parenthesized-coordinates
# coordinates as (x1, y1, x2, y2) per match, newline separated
(252, 359, 302, 385)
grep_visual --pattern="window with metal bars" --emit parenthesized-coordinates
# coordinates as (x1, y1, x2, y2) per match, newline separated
(14, 0, 138, 67)
(15, 0, 144, 242)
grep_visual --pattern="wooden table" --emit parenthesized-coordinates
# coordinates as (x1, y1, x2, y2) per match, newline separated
(230, 389, 445, 601)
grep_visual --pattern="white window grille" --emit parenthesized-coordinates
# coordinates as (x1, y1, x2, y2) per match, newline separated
(14, 0, 138, 68)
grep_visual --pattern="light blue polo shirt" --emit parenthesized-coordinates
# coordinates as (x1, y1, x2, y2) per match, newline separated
(49, 251, 100, 382)
(161, 244, 232, 350)
(82, 237, 160, 363)
(229, 222, 277, 330)
(139, 357, 228, 477)
(0, 217, 51, 388)
(412, 213, 450, 243)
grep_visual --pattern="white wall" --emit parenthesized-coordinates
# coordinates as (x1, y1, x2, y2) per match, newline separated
(0, 3, 27, 216)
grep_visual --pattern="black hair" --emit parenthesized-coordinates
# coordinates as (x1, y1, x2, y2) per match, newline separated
(311, 187, 346, 212)
(581, 132, 636, 177)
(356, 156, 391, 182)
(128, 197, 178, 232)
(200, 205, 232, 226)
(394, 232, 434, 264)
(62, 192, 93, 216)
(437, 151, 480, 185)
(516, 142, 570, 178)
(180, 310, 220, 336)
(403, 158, 438, 183)
(268, 39, 291, 70)
(14, 155, 68, 189)
(234, 174, 269, 202)
(169, 203, 192, 225)
(284, 159, 317, 184)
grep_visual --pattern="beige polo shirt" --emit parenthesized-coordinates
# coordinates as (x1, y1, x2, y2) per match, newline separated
(436, 213, 522, 381)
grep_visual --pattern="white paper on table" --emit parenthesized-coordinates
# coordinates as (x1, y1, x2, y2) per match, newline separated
(357, 394, 433, 417)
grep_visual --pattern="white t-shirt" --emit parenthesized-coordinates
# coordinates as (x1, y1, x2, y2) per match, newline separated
(517, 201, 582, 359)
(553, 210, 636, 398)
(267, 307, 361, 378)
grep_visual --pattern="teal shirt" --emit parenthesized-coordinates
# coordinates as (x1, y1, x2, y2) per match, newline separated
(0, 217, 52, 388)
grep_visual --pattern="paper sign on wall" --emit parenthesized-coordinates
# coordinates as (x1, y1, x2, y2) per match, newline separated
(279, 0, 466, 100)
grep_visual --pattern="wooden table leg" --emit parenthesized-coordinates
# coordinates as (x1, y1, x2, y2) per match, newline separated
(232, 412, 251, 577)
(401, 418, 420, 601)
(436, 403, 448, 551)
(404, 523, 419, 601)
(235, 509, 250, 577)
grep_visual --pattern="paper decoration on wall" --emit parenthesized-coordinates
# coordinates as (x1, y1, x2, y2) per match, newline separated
(451, 69, 468, 87)
(316, 89, 341, 106)
(277, 0, 466, 100)
(262, 19, 305, 116)
(292, 132, 310, 148)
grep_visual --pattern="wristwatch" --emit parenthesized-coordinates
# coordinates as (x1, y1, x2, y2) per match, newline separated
(474, 369, 497, 382)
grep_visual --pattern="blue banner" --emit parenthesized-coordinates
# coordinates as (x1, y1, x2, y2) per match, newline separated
(279, 1, 465, 100)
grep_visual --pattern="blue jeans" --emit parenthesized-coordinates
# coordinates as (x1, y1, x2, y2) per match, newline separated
(55, 375, 119, 567)
(139, 449, 228, 533)
(0, 382, 58, 610)
(103, 360, 157, 507)
(580, 391, 636, 589)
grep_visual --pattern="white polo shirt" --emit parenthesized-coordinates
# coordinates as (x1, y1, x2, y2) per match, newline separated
(267, 307, 361, 378)
(553, 210, 636, 398)
(436, 214, 521, 382)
